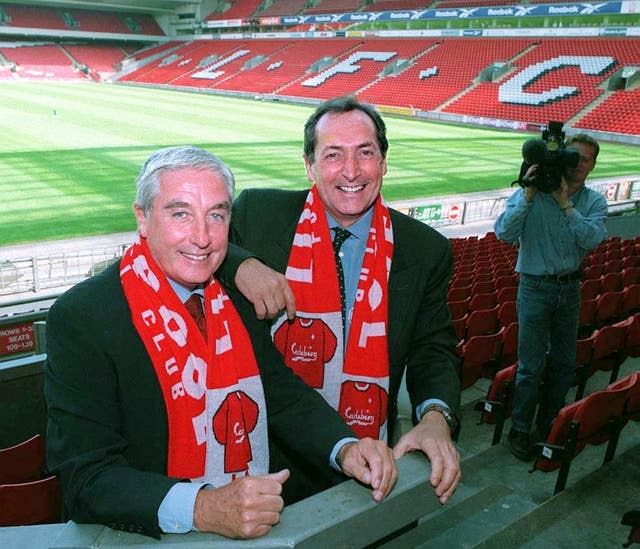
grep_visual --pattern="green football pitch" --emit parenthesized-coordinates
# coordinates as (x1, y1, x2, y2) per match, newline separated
(1, 81, 638, 246)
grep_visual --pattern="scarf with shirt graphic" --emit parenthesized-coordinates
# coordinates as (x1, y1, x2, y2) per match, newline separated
(271, 186, 393, 440)
(120, 236, 268, 483)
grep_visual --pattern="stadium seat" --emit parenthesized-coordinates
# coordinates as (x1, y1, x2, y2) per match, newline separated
(494, 274, 518, 291)
(601, 272, 624, 293)
(625, 313, 640, 357)
(0, 475, 62, 526)
(580, 278, 601, 301)
(477, 362, 518, 445)
(574, 333, 596, 401)
(0, 434, 45, 484)
(595, 290, 624, 327)
(471, 280, 495, 295)
(621, 509, 640, 548)
(532, 380, 630, 494)
(622, 267, 640, 287)
(582, 263, 603, 281)
(622, 285, 640, 317)
(469, 291, 498, 312)
(578, 297, 598, 338)
(465, 305, 500, 339)
(607, 371, 640, 422)
(457, 330, 503, 389)
(498, 321, 518, 369)
(497, 300, 517, 329)
(589, 323, 628, 385)
(448, 285, 472, 302)
(497, 285, 517, 304)
(448, 297, 470, 320)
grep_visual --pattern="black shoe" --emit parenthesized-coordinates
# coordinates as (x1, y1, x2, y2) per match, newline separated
(508, 428, 534, 461)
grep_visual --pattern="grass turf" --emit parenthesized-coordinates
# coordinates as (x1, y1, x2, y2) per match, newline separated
(1, 81, 638, 246)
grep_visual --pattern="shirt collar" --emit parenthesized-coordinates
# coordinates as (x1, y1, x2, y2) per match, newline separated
(326, 207, 374, 241)
(167, 278, 204, 303)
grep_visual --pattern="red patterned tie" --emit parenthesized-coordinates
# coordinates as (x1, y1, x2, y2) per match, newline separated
(185, 294, 207, 341)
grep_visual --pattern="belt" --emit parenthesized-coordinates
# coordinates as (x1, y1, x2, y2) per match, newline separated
(525, 271, 582, 282)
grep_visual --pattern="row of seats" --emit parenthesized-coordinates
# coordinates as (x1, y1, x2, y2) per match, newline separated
(0, 434, 61, 527)
(477, 313, 639, 453)
(119, 37, 640, 136)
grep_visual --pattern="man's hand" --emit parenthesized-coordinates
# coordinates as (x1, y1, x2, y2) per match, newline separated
(235, 258, 296, 320)
(393, 412, 461, 504)
(523, 165, 538, 203)
(193, 469, 290, 539)
(552, 179, 571, 209)
(338, 438, 397, 502)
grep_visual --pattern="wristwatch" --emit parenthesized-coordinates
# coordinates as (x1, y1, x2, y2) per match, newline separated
(422, 403, 458, 434)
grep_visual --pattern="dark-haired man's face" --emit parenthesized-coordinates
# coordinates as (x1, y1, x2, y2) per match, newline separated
(304, 110, 386, 228)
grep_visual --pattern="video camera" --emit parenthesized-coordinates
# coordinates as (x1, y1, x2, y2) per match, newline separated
(513, 121, 580, 193)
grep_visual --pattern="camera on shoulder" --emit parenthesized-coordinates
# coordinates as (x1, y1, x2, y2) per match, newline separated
(513, 121, 580, 193)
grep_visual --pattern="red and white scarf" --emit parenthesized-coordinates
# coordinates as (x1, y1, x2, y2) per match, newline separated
(271, 186, 393, 440)
(120, 237, 268, 483)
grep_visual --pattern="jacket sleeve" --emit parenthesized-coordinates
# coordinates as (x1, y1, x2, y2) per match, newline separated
(401, 231, 462, 431)
(45, 282, 179, 539)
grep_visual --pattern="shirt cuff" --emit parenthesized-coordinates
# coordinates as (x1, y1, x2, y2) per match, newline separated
(415, 398, 451, 421)
(330, 437, 359, 471)
(158, 481, 206, 533)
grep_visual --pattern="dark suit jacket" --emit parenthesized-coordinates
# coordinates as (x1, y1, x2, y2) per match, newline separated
(224, 188, 461, 440)
(44, 261, 356, 538)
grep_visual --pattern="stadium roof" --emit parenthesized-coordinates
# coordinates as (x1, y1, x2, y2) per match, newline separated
(0, 0, 196, 14)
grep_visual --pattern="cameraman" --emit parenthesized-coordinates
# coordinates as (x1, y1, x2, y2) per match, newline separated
(494, 133, 607, 461)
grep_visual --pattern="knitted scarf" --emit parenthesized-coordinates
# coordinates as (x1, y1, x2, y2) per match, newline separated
(272, 186, 393, 440)
(120, 237, 268, 483)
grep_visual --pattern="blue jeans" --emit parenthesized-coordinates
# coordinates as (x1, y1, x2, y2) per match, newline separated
(511, 274, 581, 433)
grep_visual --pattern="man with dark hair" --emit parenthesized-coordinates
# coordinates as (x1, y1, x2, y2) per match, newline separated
(45, 145, 397, 540)
(495, 132, 607, 461)
(223, 96, 462, 505)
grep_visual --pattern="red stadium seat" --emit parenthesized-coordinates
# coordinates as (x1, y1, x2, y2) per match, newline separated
(601, 272, 624, 293)
(0, 434, 45, 484)
(580, 278, 601, 301)
(590, 323, 628, 384)
(497, 285, 517, 303)
(497, 300, 517, 329)
(622, 285, 640, 317)
(458, 330, 503, 389)
(533, 380, 630, 494)
(448, 297, 471, 320)
(478, 362, 518, 446)
(469, 291, 498, 312)
(622, 267, 640, 287)
(596, 291, 624, 327)
(0, 475, 62, 526)
(466, 305, 500, 339)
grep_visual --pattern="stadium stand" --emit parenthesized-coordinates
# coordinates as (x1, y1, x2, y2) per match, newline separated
(0, 44, 85, 80)
(303, 0, 364, 14)
(1, 3, 162, 35)
(204, 0, 262, 21)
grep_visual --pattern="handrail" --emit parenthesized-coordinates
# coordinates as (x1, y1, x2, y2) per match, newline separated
(0, 453, 438, 549)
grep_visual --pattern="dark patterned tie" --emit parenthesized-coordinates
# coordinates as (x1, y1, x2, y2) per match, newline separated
(185, 293, 207, 341)
(332, 227, 351, 329)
